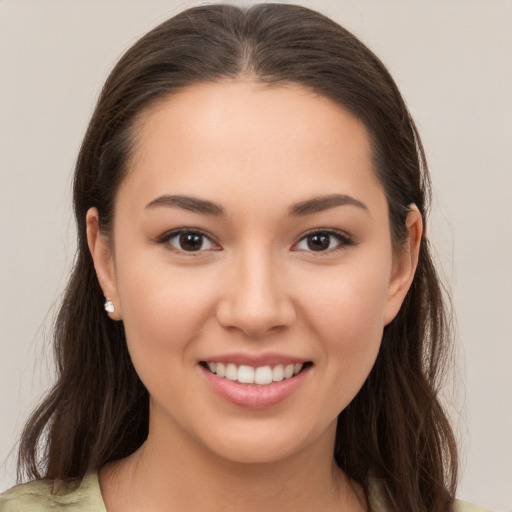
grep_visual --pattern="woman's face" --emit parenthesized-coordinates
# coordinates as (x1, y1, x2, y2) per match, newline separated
(88, 81, 419, 464)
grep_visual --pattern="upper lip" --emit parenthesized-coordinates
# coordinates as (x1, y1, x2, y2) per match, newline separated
(199, 352, 310, 367)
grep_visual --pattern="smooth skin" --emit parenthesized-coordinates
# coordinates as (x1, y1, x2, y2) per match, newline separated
(87, 81, 422, 512)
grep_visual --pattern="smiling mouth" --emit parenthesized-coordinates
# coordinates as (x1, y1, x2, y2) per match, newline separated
(200, 361, 312, 385)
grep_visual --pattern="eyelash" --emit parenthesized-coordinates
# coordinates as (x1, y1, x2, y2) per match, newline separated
(292, 229, 354, 254)
(156, 229, 220, 254)
(156, 228, 353, 255)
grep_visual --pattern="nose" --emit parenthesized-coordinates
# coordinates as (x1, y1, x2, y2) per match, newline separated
(215, 249, 296, 338)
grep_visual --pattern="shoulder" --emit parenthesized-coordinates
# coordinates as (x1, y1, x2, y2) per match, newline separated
(367, 478, 495, 512)
(455, 499, 496, 512)
(0, 472, 106, 512)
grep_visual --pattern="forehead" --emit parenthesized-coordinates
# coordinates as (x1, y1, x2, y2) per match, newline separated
(119, 80, 383, 211)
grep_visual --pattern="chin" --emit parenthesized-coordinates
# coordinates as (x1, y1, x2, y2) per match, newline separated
(197, 418, 336, 467)
(210, 438, 302, 465)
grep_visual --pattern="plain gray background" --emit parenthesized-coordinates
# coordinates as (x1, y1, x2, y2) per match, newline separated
(1, 1, 511, 510)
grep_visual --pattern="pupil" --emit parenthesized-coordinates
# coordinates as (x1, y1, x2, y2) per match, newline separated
(307, 234, 330, 251)
(180, 233, 203, 251)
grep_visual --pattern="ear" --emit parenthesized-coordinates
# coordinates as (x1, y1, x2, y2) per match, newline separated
(383, 204, 423, 326)
(86, 208, 122, 320)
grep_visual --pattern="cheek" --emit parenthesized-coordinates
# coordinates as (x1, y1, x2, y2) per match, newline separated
(298, 260, 391, 398)
(114, 262, 221, 418)
(302, 258, 391, 343)
(115, 255, 217, 363)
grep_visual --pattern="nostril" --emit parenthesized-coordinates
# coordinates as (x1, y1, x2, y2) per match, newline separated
(215, 276, 297, 337)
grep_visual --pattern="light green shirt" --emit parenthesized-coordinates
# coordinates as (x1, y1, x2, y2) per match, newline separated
(0, 473, 105, 511)
(0, 471, 493, 511)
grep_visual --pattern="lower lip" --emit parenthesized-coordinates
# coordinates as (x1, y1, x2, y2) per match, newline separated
(200, 365, 310, 408)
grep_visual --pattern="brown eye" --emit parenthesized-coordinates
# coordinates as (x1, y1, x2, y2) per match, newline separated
(293, 230, 352, 253)
(179, 233, 204, 251)
(165, 230, 217, 252)
(306, 233, 331, 251)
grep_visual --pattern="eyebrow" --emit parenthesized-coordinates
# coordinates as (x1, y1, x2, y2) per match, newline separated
(144, 193, 368, 217)
(288, 194, 369, 216)
(145, 195, 225, 216)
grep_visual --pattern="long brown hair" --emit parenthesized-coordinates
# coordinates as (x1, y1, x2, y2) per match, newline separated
(18, 4, 457, 511)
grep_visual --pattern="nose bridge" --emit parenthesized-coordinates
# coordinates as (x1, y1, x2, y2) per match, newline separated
(216, 242, 295, 337)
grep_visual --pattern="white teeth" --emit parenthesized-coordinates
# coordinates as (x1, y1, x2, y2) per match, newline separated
(254, 366, 273, 385)
(237, 365, 255, 384)
(283, 364, 294, 379)
(216, 362, 226, 378)
(226, 363, 238, 381)
(272, 364, 284, 382)
(206, 361, 307, 385)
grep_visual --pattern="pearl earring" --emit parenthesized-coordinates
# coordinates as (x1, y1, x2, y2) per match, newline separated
(104, 298, 115, 313)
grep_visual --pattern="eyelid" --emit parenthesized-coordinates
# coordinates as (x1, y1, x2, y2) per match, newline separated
(291, 228, 354, 253)
(154, 227, 353, 254)
(155, 228, 221, 254)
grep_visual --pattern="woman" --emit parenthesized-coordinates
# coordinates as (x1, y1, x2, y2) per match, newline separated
(0, 3, 491, 511)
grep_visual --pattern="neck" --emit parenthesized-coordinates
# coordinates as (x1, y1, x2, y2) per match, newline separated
(100, 414, 366, 512)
